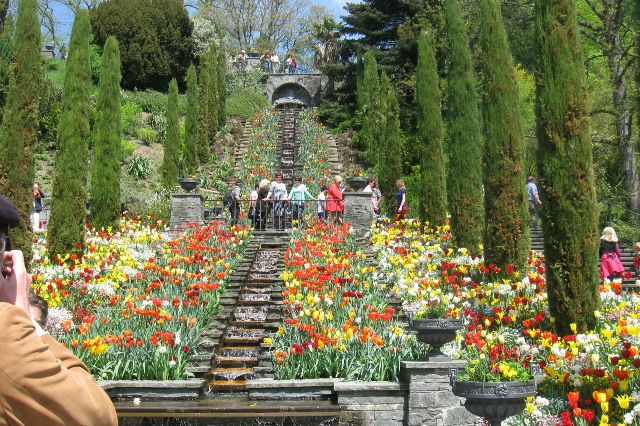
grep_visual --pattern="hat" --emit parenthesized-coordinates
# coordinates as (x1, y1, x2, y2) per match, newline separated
(0, 195, 20, 251)
(601, 227, 618, 243)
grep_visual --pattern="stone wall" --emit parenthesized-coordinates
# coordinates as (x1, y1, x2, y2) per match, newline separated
(266, 74, 323, 106)
(169, 193, 204, 231)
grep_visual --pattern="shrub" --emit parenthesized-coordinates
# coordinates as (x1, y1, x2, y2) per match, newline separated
(90, 0, 194, 90)
(121, 139, 135, 158)
(226, 88, 269, 119)
(136, 127, 158, 146)
(122, 101, 142, 136)
(126, 155, 151, 180)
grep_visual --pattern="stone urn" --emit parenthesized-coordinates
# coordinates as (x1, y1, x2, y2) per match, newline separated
(347, 177, 368, 191)
(177, 177, 200, 193)
(451, 379, 536, 426)
(408, 317, 463, 361)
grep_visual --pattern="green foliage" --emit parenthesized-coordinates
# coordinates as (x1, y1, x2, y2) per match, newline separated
(38, 80, 63, 150)
(121, 139, 135, 158)
(145, 112, 166, 137)
(535, 0, 600, 334)
(207, 44, 219, 146)
(127, 155, 151, 180)
(377, 74, 403, 216)
(227, 66, 267, 95)
(479, 0, 529, 272)
(217, 49, 226, 128)
(45, 57, 66, 91)
(48, 10, 92, 259)
(0, 13, 13, 118)
(444, 0, 484, 252)
(183, 64, 198, 173)
(90, 0, 194, 90)
(121, 101, 142, 136)
(0, 0, 41, 261)
(88, 36, 102, 84)
(357, 51, 379, 161)
(91, 37, 122, 230)
(136, 127, 158, 146)
(122, 89, 186, 116)
(162, 78, 180, 188)
(226, 88, 269, 118)
(197, 59, 210, 162)
(416, 31, 447, 227)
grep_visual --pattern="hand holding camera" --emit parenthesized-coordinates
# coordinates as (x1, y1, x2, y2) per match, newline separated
(0, 250, 31, 313)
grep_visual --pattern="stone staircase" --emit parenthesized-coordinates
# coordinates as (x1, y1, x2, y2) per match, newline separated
(325, 134, 343, 177)
(275, 104, 304, 182)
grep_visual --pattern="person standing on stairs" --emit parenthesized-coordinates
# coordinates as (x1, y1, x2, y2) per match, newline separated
(269, 172, 289, 231)
(289, 176, 313, 227)
(326, 175, 344, 225)
(317, 186, 328, 222)
(255, 179, 270, 231)
(526, 176, 542, 229)
(249, 184, 258, 225)
(599, 227, 626, 281)
(229, 179, 242, 226)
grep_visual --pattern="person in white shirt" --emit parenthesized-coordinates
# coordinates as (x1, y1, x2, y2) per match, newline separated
(317, 186, 327, 222)
(271, 53, 281, 73)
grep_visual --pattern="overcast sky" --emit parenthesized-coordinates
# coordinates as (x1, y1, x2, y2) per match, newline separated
(49, 0, 353, 43)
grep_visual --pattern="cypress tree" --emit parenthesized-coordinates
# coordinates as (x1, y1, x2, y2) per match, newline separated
(197, 60, 210, 163)
(355, 49, 364, 110)
(0, 0, 40, 261)
(207, 44, 219, 144)
(416, 31, 447, 227)
(359, 51, 379, 164)
(90, 36, 122, 230)
(377, 73, 402, 215)
(479, 0, 529, 271)
(0, 13, 14, 117)
(48, 10, 92, 259)
(444, 0, 484, 251)
(162, 78, 180, 188)
(183, 63, 198, 173)
(535, 0, 599, 334)
(217, 48, 226, 128)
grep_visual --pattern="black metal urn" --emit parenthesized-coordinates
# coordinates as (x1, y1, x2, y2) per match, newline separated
(408, 317, 463, 361)
(347, 177, 368, 191)
(451, 379, 536, 426)
(177, 177, 201, 193)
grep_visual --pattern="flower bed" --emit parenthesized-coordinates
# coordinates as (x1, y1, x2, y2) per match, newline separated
(297, 110, 332, 195)
(267, 221, 424, 381)
(238, 109, 279, 191)
(31, 216, 250, 380)
(372, 220, 640, 425)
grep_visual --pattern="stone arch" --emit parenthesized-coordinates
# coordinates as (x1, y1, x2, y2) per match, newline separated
(271, 82, 312, 106)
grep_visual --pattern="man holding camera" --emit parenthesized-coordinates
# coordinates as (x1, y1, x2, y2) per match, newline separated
(0, 195, 117, 426)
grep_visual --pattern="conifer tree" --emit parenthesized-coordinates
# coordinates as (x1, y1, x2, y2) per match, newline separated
(377, 73, 402, 215)
(197, 60, 210, 162)
(90, 36, 122, 230)
(479, 0, 529, 271)
(535, 0, 599, 334)
(358, 51, 379, 163)
(183, 64, 198, 173)
(355, 49, 364, 110)
(416, 31, 446, 227)
(48, 10, 91, 259)
(162, 78, 180, 188)
(444, 0, 484, 251)
(207, 44, 219, 145)
(0, 13, 14, 117)
(0, 0, 40, 261)
(217, 48, 226, 128)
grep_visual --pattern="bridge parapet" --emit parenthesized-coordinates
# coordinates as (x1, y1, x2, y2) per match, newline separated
(267, 73, 325, 106)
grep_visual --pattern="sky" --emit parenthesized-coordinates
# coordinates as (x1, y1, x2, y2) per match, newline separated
(49, 0, 352, 44)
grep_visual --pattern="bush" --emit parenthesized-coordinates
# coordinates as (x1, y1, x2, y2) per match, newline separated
(90, 0, 194, 90)
(146, 112, 166, 138)
(136, 127, 158, 146)
(122, 101, 142, 135)
(226, 88, 269, 119)
(121, 139, 135, 158)
(127, 155, 151, 180)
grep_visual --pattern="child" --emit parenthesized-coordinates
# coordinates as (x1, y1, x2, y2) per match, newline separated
(634, 242, 640, 284)
(317, 186, 327, 222)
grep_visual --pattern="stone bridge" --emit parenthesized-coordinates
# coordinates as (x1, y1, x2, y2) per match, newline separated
(266, 73, 326, 106)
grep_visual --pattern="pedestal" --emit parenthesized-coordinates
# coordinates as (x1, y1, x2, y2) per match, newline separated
(343, 192, 374, 240)
(401, 360, 476, 426)
(169, 193, 204, 231)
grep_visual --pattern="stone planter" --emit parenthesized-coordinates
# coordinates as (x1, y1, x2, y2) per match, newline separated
(177, 177, 201, 193)
(408, 318, 463, 361)
(347, 177, 368, 191)
(451, 379, 536, 426)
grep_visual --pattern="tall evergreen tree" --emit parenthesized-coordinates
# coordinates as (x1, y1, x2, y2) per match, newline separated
(416, 31, 447, 227)
(0, 13, 14, 118)
(355, 49, 364, 110)
(183, 63, 198, 173)
(0, 0, 40, 261)
(90, 36, 122, 230)
(358, 51, 379, 163)
(197, 60, 210, 162)
(217, 48, 226, 128)
(479, 0, 529, 271)
(162, 78, 180, 188)
(535, 0, 599, 334)
(207, 44, 219, 147)
(444, 0, 484, 251)
(377, 73, 402, 215)
(48, 10, 92, 259)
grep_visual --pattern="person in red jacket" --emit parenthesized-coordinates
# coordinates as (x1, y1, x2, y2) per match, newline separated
(326, 175, 344, 225)
(634, 242, 640, 282)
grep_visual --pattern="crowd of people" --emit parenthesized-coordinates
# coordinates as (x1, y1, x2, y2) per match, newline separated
(235, 49, 298, 74)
